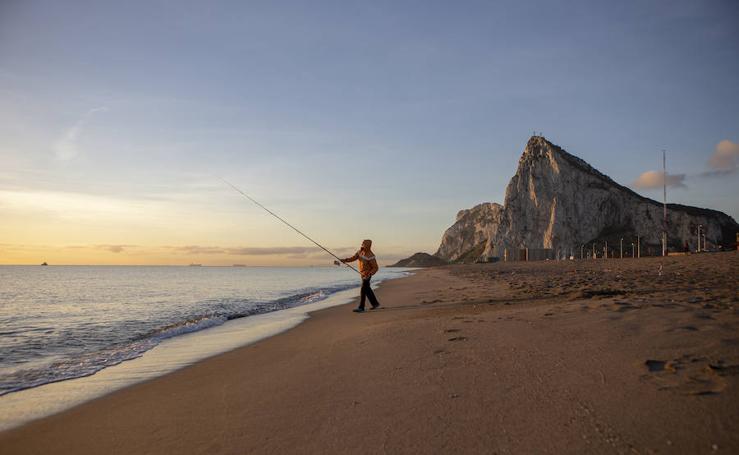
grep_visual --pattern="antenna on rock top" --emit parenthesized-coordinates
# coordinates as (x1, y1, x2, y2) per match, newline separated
(662, 149, 668, 257)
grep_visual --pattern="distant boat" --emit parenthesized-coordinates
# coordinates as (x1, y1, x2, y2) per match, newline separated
(40, 262, 48, 266)
(232, 264, 247, 267)
(188, 263, 203, 267)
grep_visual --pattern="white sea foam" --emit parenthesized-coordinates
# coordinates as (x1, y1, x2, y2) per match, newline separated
(0, 272, 365, 396)
(0, 272, 409, 431)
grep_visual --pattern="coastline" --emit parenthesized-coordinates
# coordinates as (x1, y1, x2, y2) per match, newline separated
(2, 254, 738, 454)
(0, 273, 408, 431)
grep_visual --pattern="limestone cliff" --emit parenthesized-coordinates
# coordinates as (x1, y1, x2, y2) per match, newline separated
(437, 136, 738, 262)
(435, 203, 503, 262)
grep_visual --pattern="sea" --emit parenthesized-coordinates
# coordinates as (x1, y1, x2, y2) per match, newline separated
(0, 265, 411, 429)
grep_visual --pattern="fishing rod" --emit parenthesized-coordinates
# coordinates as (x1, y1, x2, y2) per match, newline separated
(217, 177, 361, 275)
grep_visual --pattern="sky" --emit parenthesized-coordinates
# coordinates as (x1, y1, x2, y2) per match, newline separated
(1, 0, 738, 265)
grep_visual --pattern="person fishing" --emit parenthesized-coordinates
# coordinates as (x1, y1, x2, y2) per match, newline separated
(218, 178, 380, 311)
(339, 240, 381, 313)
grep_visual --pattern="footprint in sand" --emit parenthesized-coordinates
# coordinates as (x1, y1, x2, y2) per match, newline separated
(444, 328, 461, 333)
(674, 325, 699, 332)
(709, 362, 739, 377)
(617, 303, 639, 313)
(693, 312, 715, 320)
(448, 336, 468, 342)
(645, 360, 673, 372)
(642, 357, 728, 396)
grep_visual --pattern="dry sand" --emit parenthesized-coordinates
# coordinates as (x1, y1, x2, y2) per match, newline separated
(1, 252, 738, 454)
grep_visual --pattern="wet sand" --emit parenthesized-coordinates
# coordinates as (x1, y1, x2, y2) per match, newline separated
(1, 252, 738, 454)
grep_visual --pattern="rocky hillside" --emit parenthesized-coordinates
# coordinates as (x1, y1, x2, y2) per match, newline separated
(435, 203, 503, 262)
(389, 253, 448, 268)
(436, 136, 738, 262)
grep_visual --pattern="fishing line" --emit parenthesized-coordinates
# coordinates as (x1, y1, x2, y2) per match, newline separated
(217, 177, 360, 275)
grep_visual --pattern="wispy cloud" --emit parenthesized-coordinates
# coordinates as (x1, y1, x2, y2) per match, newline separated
(703, 139, 739, 176)
(61, 244, 138, 253)
(631, 171, 686, 189)
(96, 244, 137, 253)
(168, 245, 356, 256)
(0, 189, 143, 218)
(168, 245, 227, 255)
(53, 107, 108, 160)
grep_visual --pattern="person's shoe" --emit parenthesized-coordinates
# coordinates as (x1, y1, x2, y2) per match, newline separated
(370, 304, 381, 310)
(352, 308, 365, 313)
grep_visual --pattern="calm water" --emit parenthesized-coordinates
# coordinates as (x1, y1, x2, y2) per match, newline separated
(0, 265, 408, 396)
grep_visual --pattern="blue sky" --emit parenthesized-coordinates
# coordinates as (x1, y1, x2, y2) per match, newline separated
(1, 0, 738, 264)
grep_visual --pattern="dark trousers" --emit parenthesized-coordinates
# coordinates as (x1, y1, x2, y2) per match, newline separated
(360, 277, 380, 309)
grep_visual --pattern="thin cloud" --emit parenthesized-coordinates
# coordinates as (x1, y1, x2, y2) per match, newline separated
(53, 107, 108, 160)
(705, 139, 739, 175)
(0, 189, 144, 219)
(227, 246, 321, 256)
(632, 171, 687, 189)
(171, 245, 228, 255)
(169, 245, 356, 256)
(96, 244, 136, 253)
(60, 244, 138, 253)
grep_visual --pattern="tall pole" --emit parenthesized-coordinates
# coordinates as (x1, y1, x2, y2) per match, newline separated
(662, 150, 667, 257)
(697, 225, 702, 253)
(620, 238, 623, 259)
(637, 235, 640, 258)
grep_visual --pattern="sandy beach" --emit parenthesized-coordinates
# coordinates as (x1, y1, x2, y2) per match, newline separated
(1, 252, 738, 454)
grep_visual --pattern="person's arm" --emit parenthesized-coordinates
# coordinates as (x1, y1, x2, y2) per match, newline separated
(341, 251, 359, 263)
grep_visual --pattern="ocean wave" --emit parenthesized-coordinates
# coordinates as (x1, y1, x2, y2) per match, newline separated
(0, 282, 357, 396)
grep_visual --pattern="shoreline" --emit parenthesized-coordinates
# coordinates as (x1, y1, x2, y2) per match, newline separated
(0, 273, 409, 431)
(2, 254, 738, 454)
